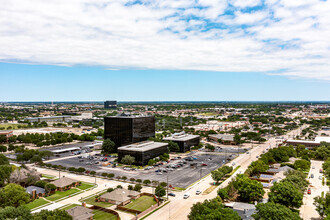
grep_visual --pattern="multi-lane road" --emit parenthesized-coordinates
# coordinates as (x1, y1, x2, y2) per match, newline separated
(146, 126, 309, 220)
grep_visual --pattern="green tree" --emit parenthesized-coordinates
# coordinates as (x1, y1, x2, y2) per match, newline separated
(121, 155, 135, 165)
(167, 141, 180, 152)
(211, 170, 224, 184)
(155, 185, 166, 198)
(33, 209, 72, 220)
(45, 183, 56, 193)
(253, 202, 302, 220)
(293, 159, 311, 170)
(247, 160, 269, 176)
(134, 184, 142, 192)
(188, 197, 240, 220)
(0, 183, 30, 207)
(233, 174, 265, 202)
(205, 144, 215, 152)
(0, 206, 32, 220)
(101, 139, 116, 154)
(314, 195, 326, 218)
(269, 181, 303, 209)
(0, 154, 9, 165)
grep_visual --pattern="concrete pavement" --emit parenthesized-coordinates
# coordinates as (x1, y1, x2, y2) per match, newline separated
(300, 160, 328, 220)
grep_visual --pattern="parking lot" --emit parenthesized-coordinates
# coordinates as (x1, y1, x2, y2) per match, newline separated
(46, 152, 230, 188)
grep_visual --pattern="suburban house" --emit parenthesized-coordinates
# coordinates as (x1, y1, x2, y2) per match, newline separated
(25, 186, 46, 199)
(225, 202, 256, 220)
(66, 206, 94, 220)
(50, 177, 80, 191)
(100, 188, 140, 205)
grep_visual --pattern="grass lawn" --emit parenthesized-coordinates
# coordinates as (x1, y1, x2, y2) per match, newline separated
(92, 209, 117, 220)
(59, 204, 80, 211)
(124, 196, 156, 212)
(46, 188, 80, 201)
(77, 182, 95, 190)
(81, 192, 113, 208)
(41, 174, 57, 180)
(0, 123, 27, 130)
(24, 198, 49, 210)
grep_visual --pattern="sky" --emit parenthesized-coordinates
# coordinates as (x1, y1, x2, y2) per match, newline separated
(0, 0, 329, 101)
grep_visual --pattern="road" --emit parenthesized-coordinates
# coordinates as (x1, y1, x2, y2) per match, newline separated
(146, 126, 307, 220)
(300, 160, 328, 220)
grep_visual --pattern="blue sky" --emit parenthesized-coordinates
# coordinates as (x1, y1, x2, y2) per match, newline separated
(0, 62, 329, 101)
(0, 0, 329, 101)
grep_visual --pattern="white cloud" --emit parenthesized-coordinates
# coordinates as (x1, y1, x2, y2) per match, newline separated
(0, 0, 329, 80)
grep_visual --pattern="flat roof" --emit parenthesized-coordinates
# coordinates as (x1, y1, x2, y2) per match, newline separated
(105, 115, 154, 119)
(118, 141, 168, 152)
(51, 147, 80, 153)
(26, 116, 71, 120)
(209, 134, 234, 141)
(163, 134, 200, 142)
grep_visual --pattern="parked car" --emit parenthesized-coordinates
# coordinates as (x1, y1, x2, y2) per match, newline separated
(311, 174, 314, 178)
(320, 169, 323, 173)
(196, 190, 202, 195)
(307, 188, 311, 194)
(183, 193, 190, 199)
(319, 176, 322, 180)
(201, 163, 208, 166)
(312, 166, 315, 169)
(156, 172, 163, 175)
(168, 192, 176, 197)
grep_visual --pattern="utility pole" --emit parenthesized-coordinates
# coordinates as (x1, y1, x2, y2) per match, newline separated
(166, 175, 169, 200)
(59, 170, 61, 179)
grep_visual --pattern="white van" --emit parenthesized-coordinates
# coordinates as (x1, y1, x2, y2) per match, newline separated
(183, 193, 190, 199)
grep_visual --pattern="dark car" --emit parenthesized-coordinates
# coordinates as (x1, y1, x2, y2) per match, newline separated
(168, 192, 176, 197)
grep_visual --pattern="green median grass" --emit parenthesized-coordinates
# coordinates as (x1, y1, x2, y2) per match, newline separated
(124, 196, 156, 212)
(77, 182, 95, 190)
(46, 188, 80, 201)
(92, 209, 118, 220)
(24, 198, 50, 210)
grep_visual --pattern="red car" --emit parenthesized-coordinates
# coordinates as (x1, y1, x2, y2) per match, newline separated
(202, 163, 208, 166)
(307, 188, 311, 194)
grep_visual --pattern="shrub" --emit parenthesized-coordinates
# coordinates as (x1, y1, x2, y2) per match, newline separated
(107, 188, 114, 192)
(122, 176, 127, 181)
(90, 171, 96, 175)
(136, 179, 142, 183)
(128, 185, 133, 190)
(116, 185, 123, 189)
(101, 173, 108, 177)
(35, 180, 47, 188)
(134, 184, 142, 192)
(130, 178, 135, 182)
(143, 179, 151, 185)
(160, 182, 167, 187)
(108, 173, 115, 178)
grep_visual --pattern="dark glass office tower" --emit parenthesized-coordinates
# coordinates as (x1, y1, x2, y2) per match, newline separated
(104, 101, 117, 109)
(104, 115, 155, 149)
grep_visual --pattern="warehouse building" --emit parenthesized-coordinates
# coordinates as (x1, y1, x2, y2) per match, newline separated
(104, 114, 155, 148)
(118, 141, 168, 166)
(163, 132, 200, 152)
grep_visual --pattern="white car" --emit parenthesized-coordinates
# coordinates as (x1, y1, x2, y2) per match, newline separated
(319, 176, 322, 180)
(196, 190, 202, 195)
(183, 193, 190, 199)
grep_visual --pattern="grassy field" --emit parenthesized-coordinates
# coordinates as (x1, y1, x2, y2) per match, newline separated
(41, 174, 57, 180)
(77, 182, 95, 190)
(124, 196, 156, 212)
(92, 210, 118, 220)
(46, 188, 80, 201)
(24, 198, 49, 210)
(59, 204, 80, 211)
(0, 123, 27, 130)
(81, 192, 112, 208)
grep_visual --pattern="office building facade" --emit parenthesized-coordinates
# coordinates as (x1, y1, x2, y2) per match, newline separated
(118, 141, 168, 165)
(104, 101, 117, 109)
(104, 115, 155, 149)
(163, 133, 200, 152)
